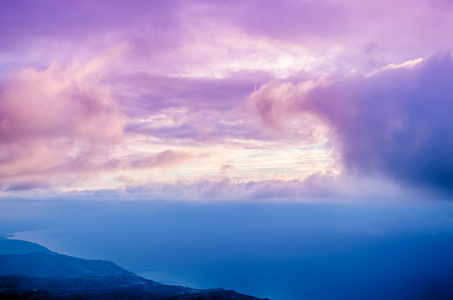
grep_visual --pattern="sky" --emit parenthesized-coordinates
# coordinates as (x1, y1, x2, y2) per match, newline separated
(2, 1, 453, 299)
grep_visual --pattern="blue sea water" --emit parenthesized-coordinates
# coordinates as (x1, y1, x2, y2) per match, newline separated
(3, 200, 453, 300)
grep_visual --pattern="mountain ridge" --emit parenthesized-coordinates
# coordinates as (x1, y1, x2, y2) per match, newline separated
(0, 237, 55, 256)
(0, 237, 268, 300)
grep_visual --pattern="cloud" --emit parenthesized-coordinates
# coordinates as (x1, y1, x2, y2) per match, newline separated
(3, 0, 453, 78)
(2, 1, 453, 198)
(104, 171, 416, 203)
(0, 45, 127, 144)
(5, 181, 51, 192)
(0, 47, 127, 187)
(128, 150, 196, 169)
(0, 1, 180, 53)
(118, 71, 273, 145)
(186, 0, 453, 74)
(241, 80, 330, 145)
(246, 54, 453, 193)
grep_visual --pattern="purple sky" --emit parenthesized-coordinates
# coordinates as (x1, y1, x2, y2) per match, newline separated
(3, 2, 453, 299)
(2, 0, 453, 200)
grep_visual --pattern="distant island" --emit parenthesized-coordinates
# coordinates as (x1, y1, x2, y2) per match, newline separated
(0, 237, 268, 300)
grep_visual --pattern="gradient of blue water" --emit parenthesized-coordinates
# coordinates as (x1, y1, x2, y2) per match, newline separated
(3, 200, 453, 300)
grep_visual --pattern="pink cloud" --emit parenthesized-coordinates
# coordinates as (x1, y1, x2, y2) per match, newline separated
(241, 80, 328, 144)
(129, 150, 195, 169)
(0, 60, 126, 144)
(0, 52, 128, 188)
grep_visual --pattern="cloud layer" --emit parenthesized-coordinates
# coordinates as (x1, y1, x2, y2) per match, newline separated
(246, 55, 453, 192)
(2, 0, 453, 198)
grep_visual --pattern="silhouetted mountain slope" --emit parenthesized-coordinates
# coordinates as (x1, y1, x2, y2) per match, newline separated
(0, 237, 54, 255)
(0, 252, 137, 279)
(0, 238, 267, 300)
